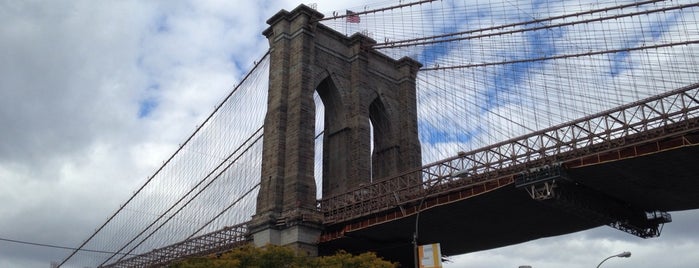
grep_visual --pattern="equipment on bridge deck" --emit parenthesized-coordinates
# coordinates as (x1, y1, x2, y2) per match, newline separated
(515, 164, 564, 200)
(515, 165, 671, 239)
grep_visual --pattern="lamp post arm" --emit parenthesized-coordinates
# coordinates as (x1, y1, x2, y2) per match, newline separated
(597, 252, 631, 268)
(596, 255, 616, 268)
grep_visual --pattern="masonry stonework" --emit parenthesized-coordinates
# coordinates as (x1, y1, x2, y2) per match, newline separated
(250, 4, 422, 255)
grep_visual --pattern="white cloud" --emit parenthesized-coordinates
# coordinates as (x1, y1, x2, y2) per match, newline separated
(1, 0, 697, 267)
(445, 210, 699, 268)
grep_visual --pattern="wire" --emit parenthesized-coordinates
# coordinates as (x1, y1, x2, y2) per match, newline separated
(0, 236, 135, 256)
(61, 0, 699, 266)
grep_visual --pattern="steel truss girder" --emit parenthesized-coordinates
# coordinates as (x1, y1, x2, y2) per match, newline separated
(515, 164, 565, 200)
(515, 164, 671, 238)
(529, 175, 671, 239)
(102, 223, 249, 268)
(320, 83, 699, 224)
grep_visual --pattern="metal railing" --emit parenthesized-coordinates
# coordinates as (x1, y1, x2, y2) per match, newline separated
(102, 83, 699, 266)
(102, 223, 248, 268)
(320, 83, 699, 224)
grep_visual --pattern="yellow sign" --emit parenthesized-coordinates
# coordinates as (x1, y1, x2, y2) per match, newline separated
(418, 243, 442, 268)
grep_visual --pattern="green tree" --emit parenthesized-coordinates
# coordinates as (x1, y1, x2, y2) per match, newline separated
(313, 250, 396, 268)
(170, 244, 398, 268)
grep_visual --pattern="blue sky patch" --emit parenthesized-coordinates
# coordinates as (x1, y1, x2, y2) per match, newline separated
(608, 10, 681, 77)
(137, 84, 160, 118)
(416, 4, 489, 67)
(229, 54, 245, 74)
(138, 98, 158, 118)
(609, 50, 631, 77)
(482, 27, 563, 112)
(155, 14, 169, 33)
(420, 121, 482, 144)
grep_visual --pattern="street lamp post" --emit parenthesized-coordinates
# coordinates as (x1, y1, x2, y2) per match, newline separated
(413, 198, 425, 268)
(596, 251, 631, 268)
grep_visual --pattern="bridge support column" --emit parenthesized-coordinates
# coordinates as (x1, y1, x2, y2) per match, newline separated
(251, 4, 422, 257)
(251, 224, 322, 256)
(250, 5, 325, 256)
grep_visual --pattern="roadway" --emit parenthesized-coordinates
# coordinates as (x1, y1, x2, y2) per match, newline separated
(319, 133, 699, 266)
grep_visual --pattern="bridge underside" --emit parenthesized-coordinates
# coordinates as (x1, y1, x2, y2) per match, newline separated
(319, 142, 699, 266)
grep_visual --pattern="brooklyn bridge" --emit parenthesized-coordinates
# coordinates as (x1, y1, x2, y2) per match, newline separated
(56, 0, 699, 267)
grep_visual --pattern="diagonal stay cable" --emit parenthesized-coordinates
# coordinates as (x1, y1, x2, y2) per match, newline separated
(102, 126, 264, 266)
(58, 50, 270, 267)
(0, 237, 136, 256)
(106, 150, 262, 267)
(185, 182, 260, 241)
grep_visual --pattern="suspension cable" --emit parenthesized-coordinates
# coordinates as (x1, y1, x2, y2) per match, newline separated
(314, 0, 438, 22)
(373, 0, 666, 48)
(375, 2, 698, 49)
(58, 50, 270, 267)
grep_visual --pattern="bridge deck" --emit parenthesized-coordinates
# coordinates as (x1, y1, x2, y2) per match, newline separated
(319, 138, 699, 266)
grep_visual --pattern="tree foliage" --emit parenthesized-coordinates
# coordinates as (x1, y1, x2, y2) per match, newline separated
(170, 244, 398, 268)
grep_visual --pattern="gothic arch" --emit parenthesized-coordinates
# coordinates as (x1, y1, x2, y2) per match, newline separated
(369, 96, 395, 180)
(313, 75, 353, 196)
(252, 4, 422, 255)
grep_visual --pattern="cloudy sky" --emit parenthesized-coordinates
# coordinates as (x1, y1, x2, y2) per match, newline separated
(1, 0, 698, 267)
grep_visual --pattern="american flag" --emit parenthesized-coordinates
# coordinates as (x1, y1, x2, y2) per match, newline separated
(346, 10, 360, 23)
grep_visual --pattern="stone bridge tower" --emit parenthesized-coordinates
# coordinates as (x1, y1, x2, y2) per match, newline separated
(250, 4, 422, 255)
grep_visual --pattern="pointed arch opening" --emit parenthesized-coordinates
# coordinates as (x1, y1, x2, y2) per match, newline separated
(314, 77, 348, 198)
(313, 90, 324, 199)
(369, 97, 395, 181)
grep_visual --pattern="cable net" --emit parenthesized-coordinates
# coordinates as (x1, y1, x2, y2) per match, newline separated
(60, 55, 269, 268)
(63, 0, 699, 266)
(322, 0, 699, 162)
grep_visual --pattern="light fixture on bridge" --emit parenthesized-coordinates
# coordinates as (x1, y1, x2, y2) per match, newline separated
(596, 251, 631, 268)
